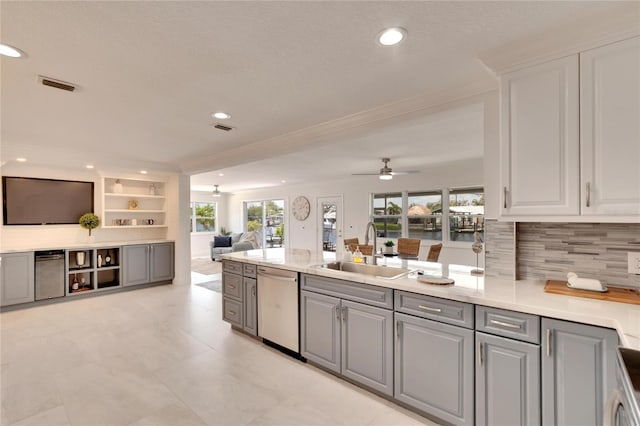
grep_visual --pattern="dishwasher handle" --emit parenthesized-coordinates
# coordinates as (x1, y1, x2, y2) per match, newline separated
(36, 254, 65, 261)
(258, 271, 297, 283)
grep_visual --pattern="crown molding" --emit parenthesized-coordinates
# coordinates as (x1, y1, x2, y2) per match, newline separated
(180, 78, 497, 175)
(479, 5, 640, 75)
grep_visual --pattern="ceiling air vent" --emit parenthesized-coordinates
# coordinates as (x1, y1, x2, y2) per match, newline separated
(213, 123, 233, 132)
(37, 75, 76, 92)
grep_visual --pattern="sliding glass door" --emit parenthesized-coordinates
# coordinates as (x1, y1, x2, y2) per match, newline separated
(244, 199, 285, 248)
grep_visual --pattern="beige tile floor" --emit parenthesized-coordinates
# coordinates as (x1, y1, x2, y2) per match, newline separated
(0, 280, 438, 426)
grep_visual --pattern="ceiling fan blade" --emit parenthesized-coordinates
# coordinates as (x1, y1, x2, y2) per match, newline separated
(390, 170, 419, 175)
(352, 172, 381, 176)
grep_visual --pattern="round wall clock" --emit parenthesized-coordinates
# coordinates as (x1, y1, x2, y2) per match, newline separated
(292, 196, 311, 221)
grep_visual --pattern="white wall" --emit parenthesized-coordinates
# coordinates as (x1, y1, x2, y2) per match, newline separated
(224, 157, 485, 267)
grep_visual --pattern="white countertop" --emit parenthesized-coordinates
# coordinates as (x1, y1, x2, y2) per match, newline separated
(223, 248, 640, 350)
(0, 240, 174, 253)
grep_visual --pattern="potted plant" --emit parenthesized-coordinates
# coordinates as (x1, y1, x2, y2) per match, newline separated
(79, 213, 100, 237)
(384, 240, 395, 254)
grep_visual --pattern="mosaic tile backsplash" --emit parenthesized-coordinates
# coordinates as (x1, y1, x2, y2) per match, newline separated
(516, 222, 640, 288)
(484, 220, 516, 279)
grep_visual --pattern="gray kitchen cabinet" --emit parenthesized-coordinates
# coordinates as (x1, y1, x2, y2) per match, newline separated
(123, 243, 174, 287)
(542, 318, 618, 426)
(394, 312, 474, 426)
(0, 251, 35, 307)
(123, 245, 150, 286)
(476, 331, 541, 426)
(243, 277, 257, 336)
(300, 277, 394, 396)
(301, 290, 341, 373)
(149, 242, 174, 282)
(221, 260, 257, 336)
(341, 299, 393, 396)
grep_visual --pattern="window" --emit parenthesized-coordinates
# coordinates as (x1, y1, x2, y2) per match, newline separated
(371, 188, 484, 244)
(407, 191, 443, 240)
(372, 193, 402, 238)
(244, 199, 285, 247)
(190, 202, 216, 232)
(448, 188, 484, 242)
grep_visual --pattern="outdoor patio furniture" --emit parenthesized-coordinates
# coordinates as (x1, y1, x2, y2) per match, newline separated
(397, 238, 420, 259)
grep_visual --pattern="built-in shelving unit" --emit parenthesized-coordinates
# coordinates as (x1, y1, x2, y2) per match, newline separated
(102, 177, 167, 229)
(66, 247, 122, 295)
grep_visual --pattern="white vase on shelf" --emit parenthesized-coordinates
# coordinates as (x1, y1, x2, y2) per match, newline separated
(75, 251, 85, 267)
(113, 179, 123, 194)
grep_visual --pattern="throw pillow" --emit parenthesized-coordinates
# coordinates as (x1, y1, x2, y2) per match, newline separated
(213, 236, 231, 248)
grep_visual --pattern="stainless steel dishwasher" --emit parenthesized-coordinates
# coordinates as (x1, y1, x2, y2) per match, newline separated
(257, 266, 299, 353)
(35, 250, 65, 300)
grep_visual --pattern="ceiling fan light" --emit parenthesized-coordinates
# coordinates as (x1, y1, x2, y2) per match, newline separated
(379, 173, 393, 181)
(212, 184, 221, 197)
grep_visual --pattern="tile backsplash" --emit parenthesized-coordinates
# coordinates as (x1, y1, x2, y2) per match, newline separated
(484, 221, 640, 288)
(517, 222, 640, 288)
(484, 220, 516, 279)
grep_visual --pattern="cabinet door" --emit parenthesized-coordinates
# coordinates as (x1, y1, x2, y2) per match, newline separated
(500, 55, 580, 216)
(341, 300, 393, 396)
(581, 37, 640, 216)
(122, 245, 150, 286)
(149, 243, 174, 282)
(476, 332, 541, 426)
(300, 290, 341, 373)
(243, 277, 257, 336)
(395, 312, 474, 426)
(542, 318, 618, 426)
(1, 252, 35, 306)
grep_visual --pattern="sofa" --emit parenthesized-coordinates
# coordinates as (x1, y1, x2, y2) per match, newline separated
(210, 232, 260, 261)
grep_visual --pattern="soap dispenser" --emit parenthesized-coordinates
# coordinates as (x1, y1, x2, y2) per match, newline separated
(343, 245, 352, 263)
(353, 246, 363, 264)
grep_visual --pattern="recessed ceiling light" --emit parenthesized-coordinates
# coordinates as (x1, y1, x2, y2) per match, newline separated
(281, 180, 287, 183)
(213, 112, 231, 120)
(0, 43, 24, 58)
(377, 27, 407, 46)
(85, 164, 94, 169)
(16, 157, 27, 162)
(140, 170, 148, 174)
(218, 173, 224, 177)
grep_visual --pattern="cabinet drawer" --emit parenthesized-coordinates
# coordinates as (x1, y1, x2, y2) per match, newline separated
(243, 263, 257, 278)
(394, 291, 473, 329)
(222, 272, 243, 300)
(476, 306, 540, 344)
(301, 274, 393, 309)
(223, 260, 242, 275)
(223, 297, 243, 327)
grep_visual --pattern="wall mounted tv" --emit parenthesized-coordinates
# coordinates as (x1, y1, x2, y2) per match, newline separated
(2, 177, 94, 225)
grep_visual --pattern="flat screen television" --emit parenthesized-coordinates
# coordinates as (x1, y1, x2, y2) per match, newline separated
(2, 177, 94, 225)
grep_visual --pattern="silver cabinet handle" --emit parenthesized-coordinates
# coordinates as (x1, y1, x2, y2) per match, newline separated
(586, 182, 591, 207)
(228, 284, 235, 289)
(503, 187, 508, 209)
(478, 341, 484, 367)
(396, 321, 401, 341)
(342, 306, 347, 322)
(489, 319, 522, 330)
(546, 329, 552, 357)
(335, 305, 340, 321)
(252, 287, 256, 296)
(228, 310, 236, 315)
(418, 305, 442, 313)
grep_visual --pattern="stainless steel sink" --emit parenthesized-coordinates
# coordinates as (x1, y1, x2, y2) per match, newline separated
(316, 261, 412, 280)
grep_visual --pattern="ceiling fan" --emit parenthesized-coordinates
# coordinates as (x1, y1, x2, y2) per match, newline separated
(352, 158, 418, 180)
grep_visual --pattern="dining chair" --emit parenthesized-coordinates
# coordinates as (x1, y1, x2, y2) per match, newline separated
(427, 243, 443, 262)
(343, 238, 359, 248)
(397, 238, 421, 259)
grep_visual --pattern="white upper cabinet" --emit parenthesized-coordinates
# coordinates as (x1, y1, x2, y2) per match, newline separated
(500, 55, 580, 216)
(500, 36, 640, 219)
(580, 37, 640, 216)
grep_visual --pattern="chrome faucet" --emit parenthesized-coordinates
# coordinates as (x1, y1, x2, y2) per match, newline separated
(364, 221, 378, 265)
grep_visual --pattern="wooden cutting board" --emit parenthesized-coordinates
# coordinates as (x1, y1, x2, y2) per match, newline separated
(544, 280, 640, 305)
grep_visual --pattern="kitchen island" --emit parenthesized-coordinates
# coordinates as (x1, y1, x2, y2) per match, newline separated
(223, 247, 640, 426)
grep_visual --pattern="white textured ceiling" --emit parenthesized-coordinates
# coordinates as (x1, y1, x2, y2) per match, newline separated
(1, 1, 635, 190)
